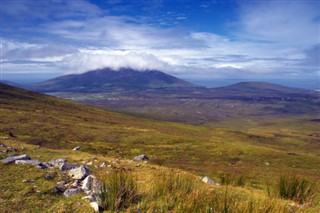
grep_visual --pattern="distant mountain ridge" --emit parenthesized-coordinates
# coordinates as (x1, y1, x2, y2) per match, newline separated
(28, 68, 195, 92)
(215, 82, 309, 93)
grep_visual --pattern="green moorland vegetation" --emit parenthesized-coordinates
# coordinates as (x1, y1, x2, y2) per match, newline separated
(0, 83, 319, 212)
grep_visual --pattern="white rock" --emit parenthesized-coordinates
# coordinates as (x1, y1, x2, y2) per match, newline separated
(73, 146, 81, 151)
(81, 175, 101, 193)
(100, 162, 107, 168)
(202, 176, 216, 185)
(68, 165, 90, 180)
(133, 154, 149, 161)
(56, 181, 66, 185)
(90, 202, 100, 212)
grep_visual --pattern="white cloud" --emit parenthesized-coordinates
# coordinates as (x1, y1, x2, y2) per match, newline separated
(58, 51, 171, 73)
(1, 0, 319, 80)
(1, 39, 78, 61)
(237, 0, 319, 47)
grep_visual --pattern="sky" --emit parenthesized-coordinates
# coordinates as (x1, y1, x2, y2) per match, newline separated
(0, 0, 319, 88)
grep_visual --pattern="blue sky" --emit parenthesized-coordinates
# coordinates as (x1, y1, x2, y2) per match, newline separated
(1, 0, 319, 88)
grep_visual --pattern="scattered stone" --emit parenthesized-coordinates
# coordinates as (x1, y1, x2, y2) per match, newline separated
(0, 143, 5, 147)
(202, 176, 216, 185)
(90, 202, 103, 212)
(22, 179, 35, 183)
(75, 202, 83, 207)
(6, 147, 17, 152)
(86, 161, 93, 166)
(100, 162, 107, 168)
(57, 180, 66, 185)
(135, 164, 141, 167)
(52, 185, 66, 194)
(81, 175, 101, 194)
(0, 154, 31, 164)
(107, 164, 112, 168)
(287, 152, 298, 156)
(73, 146, 81, 151)
(68, 165, 90, 180)
(71, 180, 81, 188)
(44, 158, 67, 168)
(15, 160, 41, 167)
(44, 171, 56, 180)
(63, 188, 82, 197)
(82, 193, 99, 202)
(133, 154, 149, 161)
(59, 162, 74, 171)
(265, 162, 270, 166)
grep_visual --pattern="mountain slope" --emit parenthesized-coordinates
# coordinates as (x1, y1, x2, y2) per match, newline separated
(212, 81, 311, 97)
(28, 68, 194, 92)
(1, 83, 320, 179)
(1, 83, 320, 212)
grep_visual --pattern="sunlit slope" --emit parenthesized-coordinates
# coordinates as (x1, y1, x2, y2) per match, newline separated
(1, 83, 320, 184)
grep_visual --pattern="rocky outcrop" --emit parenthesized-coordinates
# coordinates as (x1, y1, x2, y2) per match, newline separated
(1, 146, 102, 212)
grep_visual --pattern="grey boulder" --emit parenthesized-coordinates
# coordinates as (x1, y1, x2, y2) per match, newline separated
(68, 165, 90, 180)
(0, 154, 31, 164)
(15, 160, 42, 167)
(63, 188, 82, 197)
(81, 175, 101, 193)
(133, 154, 149, 161)
(59, 162, 74, 171)
(73, 146, 81, 151)
(202, 176, 216, 185)
(44, 158, 67, 168)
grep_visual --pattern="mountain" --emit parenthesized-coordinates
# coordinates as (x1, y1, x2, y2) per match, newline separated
(213, 81, 310, 96)
(28, 68, 195, 92)
(0, 80, 21, 87)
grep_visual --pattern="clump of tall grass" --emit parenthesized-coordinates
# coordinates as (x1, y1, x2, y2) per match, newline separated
(138, 172, 287, 213)
(277, 174, 316, 204)
(99, 172, 138, 211)
(219, 172, 246, 187)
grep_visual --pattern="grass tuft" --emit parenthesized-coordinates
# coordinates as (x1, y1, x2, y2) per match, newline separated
(99, 172, 138, 211)
(278, 174, 316, 204)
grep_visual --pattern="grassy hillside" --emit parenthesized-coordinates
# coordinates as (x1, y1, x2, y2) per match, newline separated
(1, 83, 320, 211)
(2, 138, 313, 213)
